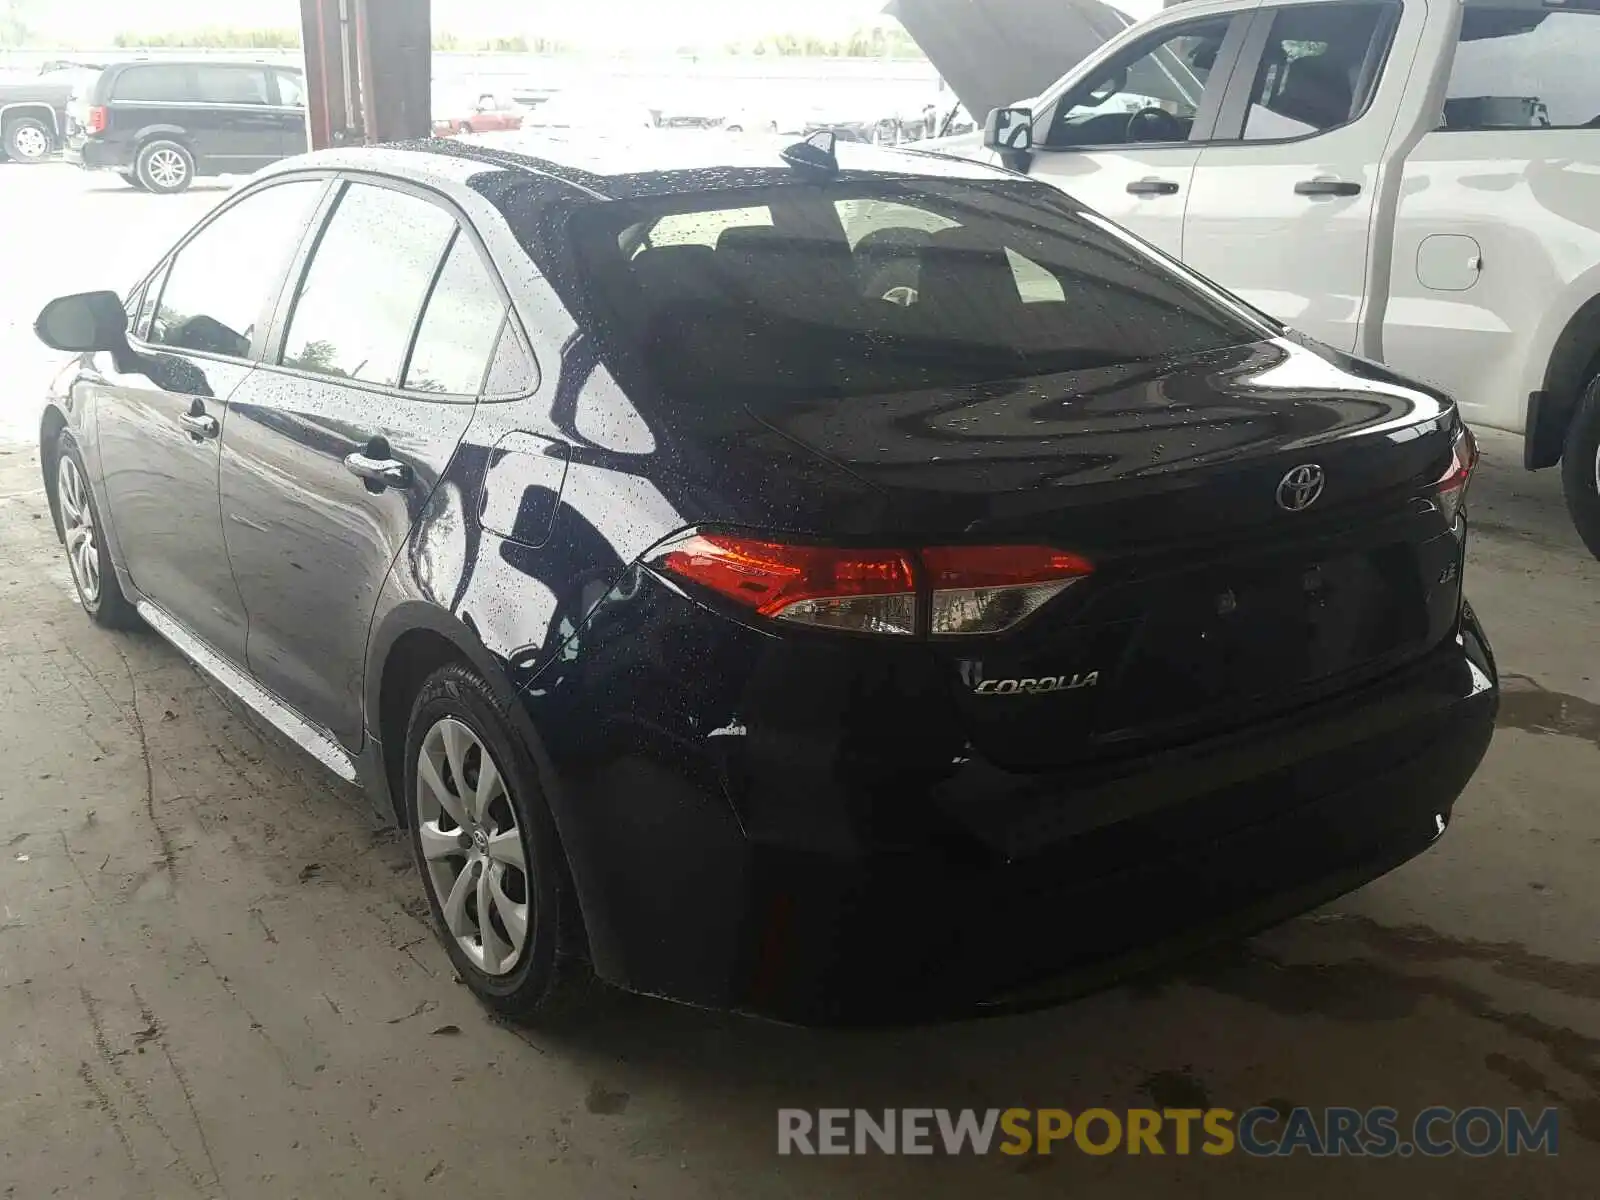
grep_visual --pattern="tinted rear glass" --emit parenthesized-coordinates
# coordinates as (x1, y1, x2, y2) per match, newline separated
(112, 65, 191, 102)
(565, 179, 1264, 405)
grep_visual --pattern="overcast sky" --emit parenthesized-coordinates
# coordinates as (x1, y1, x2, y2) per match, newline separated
(36, 0, 1165, 46)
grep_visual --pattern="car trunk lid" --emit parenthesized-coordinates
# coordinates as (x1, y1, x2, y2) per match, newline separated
(757, 341, 1465, 768)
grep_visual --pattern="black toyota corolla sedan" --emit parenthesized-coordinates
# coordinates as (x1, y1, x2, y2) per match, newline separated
(35, 131, 1498, 1024)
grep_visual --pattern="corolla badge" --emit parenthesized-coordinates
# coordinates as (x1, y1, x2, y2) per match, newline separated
(973, 672, 1099, 696)
(1277, 464, 1326, 512)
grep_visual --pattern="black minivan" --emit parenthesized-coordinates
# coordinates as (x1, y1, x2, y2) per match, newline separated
(65, 60, 308, 193)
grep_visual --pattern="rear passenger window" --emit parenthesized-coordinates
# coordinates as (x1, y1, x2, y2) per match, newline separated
(1241, 4, 1395, 141)
(404, 233, 507, 396)
(281, 183, 455, 386)
(1444, 8, 1600, 130)
(112, 65, 191, 103)
(194, 66, 271, 105)
(146, 179, 324, 359)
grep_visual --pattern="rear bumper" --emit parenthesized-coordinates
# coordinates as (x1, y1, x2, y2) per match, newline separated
(63, 136, 128, 171)
(524, 592, 1498, 1024)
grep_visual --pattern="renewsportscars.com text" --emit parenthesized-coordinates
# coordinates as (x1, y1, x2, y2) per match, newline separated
(777, 1106, 1559, 1158)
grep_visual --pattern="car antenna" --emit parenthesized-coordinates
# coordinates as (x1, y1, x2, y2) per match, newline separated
(780, 130, 839, 175)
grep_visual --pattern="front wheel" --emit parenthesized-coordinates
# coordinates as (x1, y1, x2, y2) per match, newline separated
(135, 139, 194, 193)
(404, 664, 593, 1020)
(1560, 374, 1600, 559)
(54, 433, 138, 628)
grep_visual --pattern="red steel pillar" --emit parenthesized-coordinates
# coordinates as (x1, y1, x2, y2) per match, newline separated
(299, 0, 430, 150)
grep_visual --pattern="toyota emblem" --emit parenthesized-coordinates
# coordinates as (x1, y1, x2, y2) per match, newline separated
(1277, 464, 1325, 512)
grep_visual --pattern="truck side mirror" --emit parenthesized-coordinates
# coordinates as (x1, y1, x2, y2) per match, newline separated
(983, 106, 1034, 153)
(983, 106, 1034, 171)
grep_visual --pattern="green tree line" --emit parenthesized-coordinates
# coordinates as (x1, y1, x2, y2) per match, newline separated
(105, 24, 923, 58)
(733, 27, 924, 58)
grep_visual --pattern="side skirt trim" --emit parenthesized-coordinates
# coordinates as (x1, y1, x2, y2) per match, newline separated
(134, 599, 359, 783)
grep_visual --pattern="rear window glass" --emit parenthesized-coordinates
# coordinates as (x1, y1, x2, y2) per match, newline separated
(112, 65, 190, 103)
(567, 180, 1263, 404)
(1444, 8, 1600, 130)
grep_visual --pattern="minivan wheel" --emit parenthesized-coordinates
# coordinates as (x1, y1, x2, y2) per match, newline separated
(135, 139, 194, 193)
(54, 432, 138, 628)
(3, 117, 52, 163)
(404, 664, 593, 1020)
(1560, 373, 1600, 559)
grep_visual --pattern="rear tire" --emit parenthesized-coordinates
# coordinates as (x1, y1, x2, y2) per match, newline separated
(53, 432, 138, 629)
(403, 663, 595, 1022)
(117, 169, 146, 190)
(135, 139, 194, 194)
(1560, 374, 1600, 559)
(3, 116, 52, 163)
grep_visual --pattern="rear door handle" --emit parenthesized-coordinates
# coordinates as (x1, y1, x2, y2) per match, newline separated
(1126, 178, 1180, 196)
(178, 410, 218, 439)
(343, 448, 413, 491)
(1295, 178, 1362, 197)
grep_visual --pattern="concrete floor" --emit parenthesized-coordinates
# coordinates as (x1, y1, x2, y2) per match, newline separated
(0, 165, 1597, 1198)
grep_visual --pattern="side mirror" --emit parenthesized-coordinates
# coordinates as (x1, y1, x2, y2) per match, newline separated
(983, 106, 1034, 153)
(35, 290, 130, 354)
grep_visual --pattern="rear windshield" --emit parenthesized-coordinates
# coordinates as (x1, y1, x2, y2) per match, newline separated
(566, 178, 1266, 404)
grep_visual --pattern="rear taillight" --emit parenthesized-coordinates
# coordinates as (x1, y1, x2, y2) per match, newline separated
(648, 533, 1091, 637)
(922, 544, 1094, 635)
(1436, 423, 1478, 526)
(652, 533, 917, 635)
(86, 105, 107, 134)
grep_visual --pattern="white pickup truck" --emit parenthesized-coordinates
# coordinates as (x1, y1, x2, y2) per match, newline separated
(903, 0, 1600, 556)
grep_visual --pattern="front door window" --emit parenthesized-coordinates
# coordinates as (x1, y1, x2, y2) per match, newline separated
(1047, 17, 1234, 148)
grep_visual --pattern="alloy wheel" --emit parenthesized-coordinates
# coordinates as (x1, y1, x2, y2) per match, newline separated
(415, 717, 531, 976)
(57, 455, 100, 606)
(13, 125, 49, 160)
(147, 148, 188, 189)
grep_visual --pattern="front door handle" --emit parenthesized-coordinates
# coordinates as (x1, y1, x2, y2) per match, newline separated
(178, 406, 218, 439)
(343, 444, 413, 491)
(1126, 178, 1180, 196)
(1295, 178, 1362, 197)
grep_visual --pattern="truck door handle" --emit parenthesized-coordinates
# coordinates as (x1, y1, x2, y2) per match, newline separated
(178, 404, 218, 440)
(1295, 178, 1362, 197)
(344, 441, 412, 491)
(1126, 178, 1180, 196)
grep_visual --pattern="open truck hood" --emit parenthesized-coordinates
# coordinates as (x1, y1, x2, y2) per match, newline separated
(886, 0, 1136, 121)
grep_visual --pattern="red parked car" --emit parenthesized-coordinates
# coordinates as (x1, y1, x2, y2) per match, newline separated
(431, 90, 523, 137)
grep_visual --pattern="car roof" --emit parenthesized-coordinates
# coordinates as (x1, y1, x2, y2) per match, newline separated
(256, 129, 1023, 206)
(106, 59, 298, 71)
